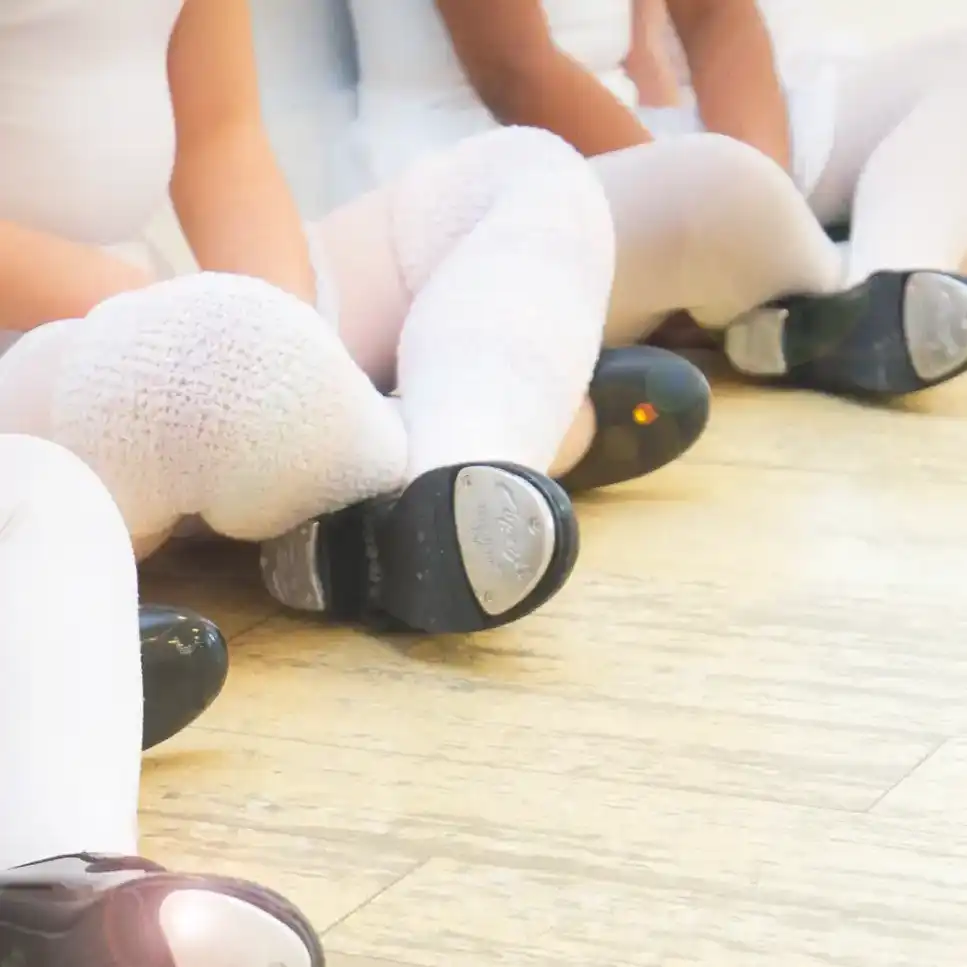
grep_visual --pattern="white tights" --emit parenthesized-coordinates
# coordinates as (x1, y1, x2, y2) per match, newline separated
(0, 127, 613, 549)
(312, 126, 613, 477)
(0, 435, 141, 870)
(807, 29, 967, 284)
(592, 134, 842, 343)
(593, 28, 967, 345)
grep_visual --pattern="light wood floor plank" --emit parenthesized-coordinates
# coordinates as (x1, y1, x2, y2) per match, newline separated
(140, 811, 421, 932)
(326, 851, 967, 967)
(139, 372, 967, 965)
(183, 626, 940, 811)
(873, 737, 967, 820)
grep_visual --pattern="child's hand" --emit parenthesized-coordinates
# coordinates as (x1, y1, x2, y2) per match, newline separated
(0, 222, 158, 332)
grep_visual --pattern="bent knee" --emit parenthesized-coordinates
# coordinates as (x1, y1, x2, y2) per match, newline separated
(674, 133, 812, 225)
(400, 124, 593, 198)
(686, 133, 792, 186)
(393, 126, 614, 291)
(87, 271, 322, 346)
(476, 127, 611, 215)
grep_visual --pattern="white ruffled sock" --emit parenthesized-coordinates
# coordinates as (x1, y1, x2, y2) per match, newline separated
(390, 127, 615, 480)
(0, 273, 407, 543)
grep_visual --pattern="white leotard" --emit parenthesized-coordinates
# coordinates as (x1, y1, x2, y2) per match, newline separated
(346, 0, 837, 196)
(348, 0, 636, 186)
(0, 0, 184, 246)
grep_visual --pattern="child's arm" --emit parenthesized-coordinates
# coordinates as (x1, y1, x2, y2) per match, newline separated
(625, 0, 682, 108)
(668, 0, 790, 171)
(167, 0, 317, 306)
(0, 222, 151, 332)
(436, 0, 653, 157)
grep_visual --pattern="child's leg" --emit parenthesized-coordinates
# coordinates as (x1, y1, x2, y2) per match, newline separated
(807, 29, 967, 237)
(310, 128, 710, 491)
(0, 434, 325, 965)
(722, 32, 967, 397)
(0, 434, 140, 869)
(590, 133, 844, 341)
(268, 127, 618, 632)
(0, 273, 407, 547)
(389, 127, 614, 478)
(846, 78, 967, 282)
(311, 126, 614, 476)
(826, 35, 967, 284)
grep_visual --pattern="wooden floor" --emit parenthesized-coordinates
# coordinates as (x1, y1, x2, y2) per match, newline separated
(137, 354, 967, 966)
